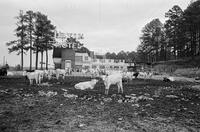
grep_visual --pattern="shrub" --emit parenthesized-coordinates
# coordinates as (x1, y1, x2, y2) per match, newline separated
(174, 68, 199, 77)
(153, 64, 181, 74)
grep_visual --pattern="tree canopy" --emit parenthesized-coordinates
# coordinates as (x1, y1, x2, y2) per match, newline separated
(137, 0, 200, 63)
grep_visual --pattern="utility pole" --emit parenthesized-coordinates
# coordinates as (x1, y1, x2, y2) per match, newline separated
(3, 56, 5, 66)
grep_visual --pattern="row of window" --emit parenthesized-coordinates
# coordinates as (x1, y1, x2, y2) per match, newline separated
(91, 65, 124, 69)
(76, 57, 125, 64)
(93, 59, 125, 63)
(75, 56, 89, 62)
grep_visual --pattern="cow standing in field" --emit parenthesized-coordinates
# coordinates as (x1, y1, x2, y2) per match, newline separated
(23, 71, 42, 85)
(47, 69, 56, 80)
(101, 73, 123, 95)
(55, 69, 67, 80)
(35, 70, 45, 82)
(122, 71, 134, 82)
(23, 70, 44, 85)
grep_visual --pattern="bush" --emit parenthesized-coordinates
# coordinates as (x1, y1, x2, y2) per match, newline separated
(196, 69, 200, 76)
(153, 64, 181, 74)
(174, 68, 199, 77)
(15, 64, 21, 71)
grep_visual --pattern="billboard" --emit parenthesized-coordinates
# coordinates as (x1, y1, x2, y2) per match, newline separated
(53, 31, 84, 48)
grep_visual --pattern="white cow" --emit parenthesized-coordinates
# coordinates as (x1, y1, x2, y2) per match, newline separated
(101, 73, 123, 95)
(74, 79, 99, 90)
(35, 70, 45, 83)
(47, 69, 56, 80)
(139, 71, 153, 79)
(122, 72, 133, 81)
(55, 69, 67, 80)
(7, 71, 14, 76)
(89, 68, 100, 77)
(43, 70, 49, 78)
(24, 72, 41, 85)
(138, 72, 148, 78)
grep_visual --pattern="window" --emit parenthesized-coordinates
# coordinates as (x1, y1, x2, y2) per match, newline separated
(100, 65, 105, 69)
(85, 56, 88, 61)
(100, 59, 105, 63)
(114, 60, 119, 63)
(114, 66, 119, 69)
(84, 66, 90, 69)
(75, 56, 83, 62)
(92, 65, 97, 69)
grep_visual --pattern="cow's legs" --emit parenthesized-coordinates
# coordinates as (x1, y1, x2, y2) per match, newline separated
(120, 81, 123, 93)
(117, 83, 120, 93)
(30, 79, 33, 85)
(105, 85, 110, 95)
(117, 82, 123, 93)
(62, 74, 65, 80)
(56, 74, 59, 80)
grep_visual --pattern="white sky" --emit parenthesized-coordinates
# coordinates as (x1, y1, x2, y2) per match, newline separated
(0, 0, 190, 67)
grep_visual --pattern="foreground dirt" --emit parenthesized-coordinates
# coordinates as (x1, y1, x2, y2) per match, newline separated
(0, 77, 200, 132)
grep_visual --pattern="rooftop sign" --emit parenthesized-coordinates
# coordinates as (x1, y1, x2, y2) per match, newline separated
(53, 31, 84, 48)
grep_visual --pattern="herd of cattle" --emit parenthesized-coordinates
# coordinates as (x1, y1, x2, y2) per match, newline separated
(0, 68, 155, 95)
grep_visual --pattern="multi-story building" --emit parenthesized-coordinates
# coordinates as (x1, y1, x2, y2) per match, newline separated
(90, 58, 128, 71)
(75, 52, 91, 69)
(53, 47, 132, 71)
(52, 31, 133, 70)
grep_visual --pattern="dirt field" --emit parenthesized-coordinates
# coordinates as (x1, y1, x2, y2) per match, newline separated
(0, 76, 200, 132)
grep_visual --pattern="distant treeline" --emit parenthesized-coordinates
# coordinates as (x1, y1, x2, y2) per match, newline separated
(96, 1, 200, 64)
(137, 0, 200, 63)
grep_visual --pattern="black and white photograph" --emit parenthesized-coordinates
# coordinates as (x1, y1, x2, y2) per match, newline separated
(0, 0, 200, 131)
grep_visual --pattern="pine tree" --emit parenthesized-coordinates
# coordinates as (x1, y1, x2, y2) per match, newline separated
(25, 10, 35, 70)
(6, 10, 28, 70)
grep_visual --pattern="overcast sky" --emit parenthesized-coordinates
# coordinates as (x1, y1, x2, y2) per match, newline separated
(0, 0, 190, 67)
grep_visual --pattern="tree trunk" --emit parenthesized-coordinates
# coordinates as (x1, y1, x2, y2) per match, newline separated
(35, 46, 38, 70)
(199, 27, 200, 55)
(46, 48, 48, 70)
(191, 24, 196, 58)
(29, 33, 32, 70)
(41, 51, 43, 70)
(156, 47, 159, 61)
(21, 49, 23, 70)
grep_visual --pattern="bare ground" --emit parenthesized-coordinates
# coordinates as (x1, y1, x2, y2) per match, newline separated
(0, 76, 200, 132)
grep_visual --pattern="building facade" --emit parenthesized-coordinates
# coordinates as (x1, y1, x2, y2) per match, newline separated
(53, 47, 132, 71)
(52, 31, 133, 71)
